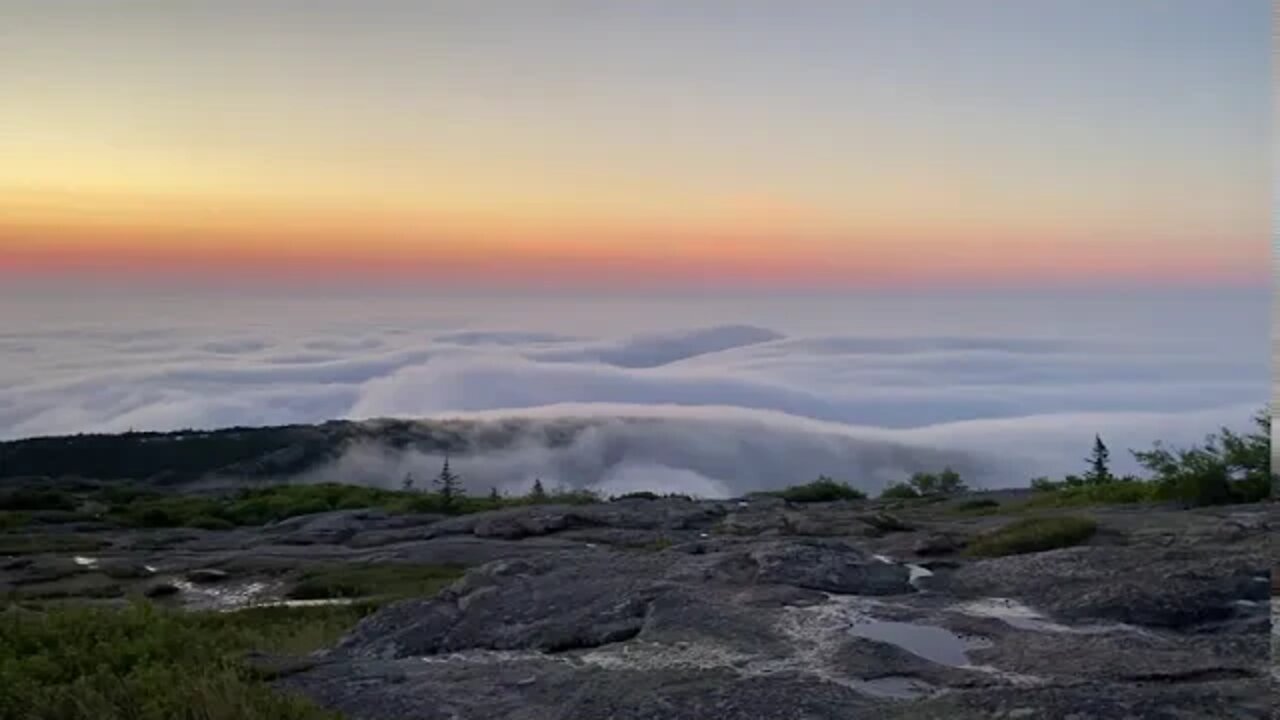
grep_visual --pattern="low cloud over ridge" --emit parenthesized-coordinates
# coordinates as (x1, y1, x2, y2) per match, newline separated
(1, 292, 1267, 493)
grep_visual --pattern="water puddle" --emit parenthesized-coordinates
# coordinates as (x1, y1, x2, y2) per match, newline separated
(846, 619, 977, 667)
(172, 579, 275, 611)
(72, 556, 98, 568)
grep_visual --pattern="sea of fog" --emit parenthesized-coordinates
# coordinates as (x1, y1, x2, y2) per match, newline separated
(0, 287, 1269, 497)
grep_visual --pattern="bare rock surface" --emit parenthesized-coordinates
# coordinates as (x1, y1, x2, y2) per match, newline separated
(2, 495, 1273, 718)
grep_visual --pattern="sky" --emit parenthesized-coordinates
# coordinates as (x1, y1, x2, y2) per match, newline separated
(1, 0, 1272, 291)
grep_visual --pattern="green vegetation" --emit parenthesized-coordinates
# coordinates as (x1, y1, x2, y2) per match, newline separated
(1028, 410, 1272, 508)
(0, 534, 108, 556)
(0, 512, 29, 531)
(432, 457, 462, 512)
(965, 516, 1098, 557)
(1, 561, 464, 719)
(1024, 478, 1156, 508)
(610, 491, 695, 501)
(0, 488, 77, 512)
(908, 468, 968, 496)
(96, 481, 601, 530)
(952, 498, 1001, 513)
(285, 563, 463, 601)
(877, 467, 968, 500)
(756, 476, 867, 503)
(0, 601, 372, 720)
(0, 424, 343, 484)
(878, 482, 921, 500)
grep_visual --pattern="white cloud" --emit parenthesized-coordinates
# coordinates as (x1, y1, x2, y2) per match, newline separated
(0, 291, 1268, 493)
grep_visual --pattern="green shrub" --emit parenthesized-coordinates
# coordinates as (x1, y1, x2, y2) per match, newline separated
(0, 601, 370, 720)
(1131, 410, 1272, 506)
(0, 489, 77, 512)
(1029, 477, 1060, 492)
(878, 482, 920, 500)
(1023, 479, 1157, 508)
(0, 512, 30, 531)
(0, 534, 108, 556)
(188, 515, 236, 531)
(952, 498, 1000, 513)
(285, 563, 463, 601)
(758, 476, 867, 503)
(966, 516, 1098, 557)
(906, 468, 968, 497)
(612, 491, 660, 501)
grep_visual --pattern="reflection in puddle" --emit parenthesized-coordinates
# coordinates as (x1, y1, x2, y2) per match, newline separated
(846, 619, 979, 667)
(72, 556, 97, 567)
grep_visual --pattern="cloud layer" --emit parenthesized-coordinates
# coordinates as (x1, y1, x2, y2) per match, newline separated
(1, 291, 1268, 495)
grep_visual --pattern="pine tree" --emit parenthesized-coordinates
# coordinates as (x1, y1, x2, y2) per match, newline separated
(401, 472, 415, 492)
(488, 486, 500, 504)
(1085, 435, 1112, 485)
(530, 477, 546, 502)
(434, 456, 461, 512)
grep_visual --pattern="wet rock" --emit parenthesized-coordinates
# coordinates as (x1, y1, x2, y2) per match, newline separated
(914, 533, 966, 556)
(335, 554, 667, 658)
(100, 561, 156, 579)
(858, 512, 913, 537)
(144, 582, 180, 598)
(746, 539, 915, 595)
(185, 568, 230, 584)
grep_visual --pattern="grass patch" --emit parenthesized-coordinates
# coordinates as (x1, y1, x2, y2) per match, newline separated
(0, 512, 30, 531)
(755, 477, 867, 503)
(951, 498, 1001, 513)
(1024, 479, 1157, 508)
(103, 482, 605, 530)
(0, 600, 373, 720)
(285, 563, 464, 601)
(965, 516, 1098, 557)
(0, 489, 77, 512)
(0, 533, 109, 556)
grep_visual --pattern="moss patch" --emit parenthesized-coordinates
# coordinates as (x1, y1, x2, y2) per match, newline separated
(965, 516, 1098, 557)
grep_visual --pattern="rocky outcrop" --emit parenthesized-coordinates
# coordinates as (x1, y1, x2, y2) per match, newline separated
(2, 496, 1270, 718)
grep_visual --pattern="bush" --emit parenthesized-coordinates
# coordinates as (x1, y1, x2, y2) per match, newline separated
(0, 512, 30, 531)
(879, 482, 920, 500)
(1029, 477, 1060, 492)
(285, 564, 463, 601)
(1024, 479, 1156, 508)
(906, 468, 968, 496)
(188, 515, 236, 531)
(0, 601, 369, 720)
(966, 516, 1098, 557)
(953, 498, 1000, 513)
(610, 491, 695, 502)
(1132, 410, 1272, 506)
(612, 491, 659, 501)
(0, 489, 77, 512)
(758, 476, 867, 503)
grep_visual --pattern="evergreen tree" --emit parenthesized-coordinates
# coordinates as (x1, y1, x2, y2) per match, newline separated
(401, 472, 415, 493)
(434, 457, 461, 511)
(1085, 435, 1112, 485)
(530, 477, 546, 502)
(488, 486, 501, 504)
